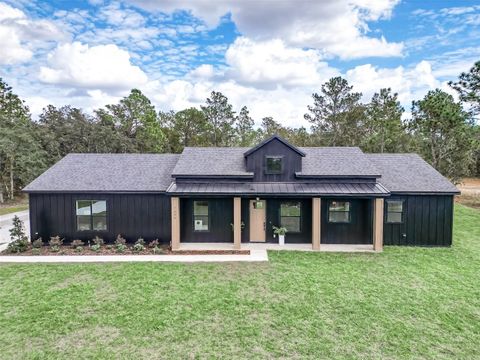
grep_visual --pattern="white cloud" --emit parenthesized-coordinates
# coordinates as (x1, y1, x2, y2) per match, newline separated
(0, 2, 66, 65)
(345, 61, 441, 106)
(188, 64, 215, 79)
(39, 42, 148, 90)
(224, 37, 338, 88)
(128, 0, 403, 59)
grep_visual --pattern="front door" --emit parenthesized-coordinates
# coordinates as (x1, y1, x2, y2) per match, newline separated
(250, 199, 266, 242)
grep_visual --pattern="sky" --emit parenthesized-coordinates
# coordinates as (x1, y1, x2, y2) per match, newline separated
(1, 0, 479, 127)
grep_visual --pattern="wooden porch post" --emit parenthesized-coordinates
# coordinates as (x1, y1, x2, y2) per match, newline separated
(312, 197, 321, 250)
(373, 198, 384, 252)
(233, 197, 241, 250)
(171, 197, 180, 251)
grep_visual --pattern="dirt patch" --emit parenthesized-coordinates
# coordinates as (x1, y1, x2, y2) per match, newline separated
(56, 326, 120, 351)
(457, 178, 480, 209)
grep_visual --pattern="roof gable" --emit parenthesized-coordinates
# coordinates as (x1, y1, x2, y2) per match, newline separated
(243, 135, 306, 157)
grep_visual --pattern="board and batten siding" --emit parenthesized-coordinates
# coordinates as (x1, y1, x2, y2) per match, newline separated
(383, 195, 454, 246)
(29, 193, 171, 244)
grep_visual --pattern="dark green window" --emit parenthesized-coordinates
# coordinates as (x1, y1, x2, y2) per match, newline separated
(76, 200, 107, 231)
(265, 156, 283, 174)
(280, 201, 301, 232)
(328, 201, 351, 223)
(386, 200, 404, 223)
(193, 201, 209, 231)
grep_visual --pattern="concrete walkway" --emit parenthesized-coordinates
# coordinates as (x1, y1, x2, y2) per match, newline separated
(0, 210, 30, 252)
(0, 249, 269, 263)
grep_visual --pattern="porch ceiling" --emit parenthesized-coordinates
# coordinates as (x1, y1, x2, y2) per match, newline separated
(166, 182, 389, 196)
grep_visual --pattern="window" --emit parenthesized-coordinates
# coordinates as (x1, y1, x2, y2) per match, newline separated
(193, 201, 209, 231)
(76, 200, 107, 231)
(328, 201, 351, 223)
(280, 201, 301, 232)
(386, 200, 404, 223)
(265, 156, 283, 174)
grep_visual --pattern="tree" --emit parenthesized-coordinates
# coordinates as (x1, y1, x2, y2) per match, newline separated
(363, 88, 406, 153)
(304, 77, 365, 146)
(261, 117, 289, 139)
(449, 61, 480, 115)
(410, 89, 476, 183)
(235, 106, 258, 146)
(99, 89, 164, 152)
(0, 79, 46, 201)
(201, 91, 236, 146)
(160, 108, 209, 152)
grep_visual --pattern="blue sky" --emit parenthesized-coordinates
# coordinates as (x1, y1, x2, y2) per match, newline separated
(1, 0, 479, 127)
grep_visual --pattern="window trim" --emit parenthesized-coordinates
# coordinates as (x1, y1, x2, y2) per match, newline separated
(385, 199, 405, 224)
(193, 200, 210, 232)
(279, 201, 302, 233)
(328, 200, 352, 223)
(75, 200, 108, 232)
(265, 155, 284, 175)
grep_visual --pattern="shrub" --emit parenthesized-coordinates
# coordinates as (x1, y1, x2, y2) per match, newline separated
(135, 237, 145, 246)
(50, 245, 60, 253)
(32, 238, 44, 248)
(115, 244, 127, 253)
(91, 244, 101, 252)
(7, 216, 29, 253)
(92, 236, 104, 246)
(152, 246, 163, 255)
(133, 243, 145, 252)
(148, 239, 159, 248)
(115, 234, 126, 245)
(71, 239, 84, 248)
(74, 246, 84, 253)
(49, 236, 63, 247)
(31, 248, 41, 255)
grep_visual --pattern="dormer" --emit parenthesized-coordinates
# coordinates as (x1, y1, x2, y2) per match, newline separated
(244, 135, 305, 181)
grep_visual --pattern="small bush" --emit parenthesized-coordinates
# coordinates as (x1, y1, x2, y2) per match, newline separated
(50, 245, 60, 253)
(7, 239, 29, 253)
(7, 215, 29, 253)
(49, 236, 63, 247)
(115, 234, 126, 246)
(116, 244, 127, 253)
(71, 239, 84, 248)
(91, 244, 101, 252)
(135, 237, 145, 246)
(74, 246, 84, 253)
(152, 246, 163, 255)
(32, 238, 44, 248)
(148, 239, 159, 248)
(92, 236, 104, 246)
(133, 243, 145, 252)
(31, 248, 41, 255)
(106, 244, 113, 250)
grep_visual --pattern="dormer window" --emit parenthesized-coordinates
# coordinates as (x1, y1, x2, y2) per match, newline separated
(265, 156, 283, 174)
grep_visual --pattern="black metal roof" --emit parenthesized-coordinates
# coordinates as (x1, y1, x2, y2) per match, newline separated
(167, 182, 389, 196)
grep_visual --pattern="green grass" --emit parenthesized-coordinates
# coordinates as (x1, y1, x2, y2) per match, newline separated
(0, 204, 28, 216)
(1, 205, 479, 359)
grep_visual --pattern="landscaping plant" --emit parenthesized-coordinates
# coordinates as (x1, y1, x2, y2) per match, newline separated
(7, 215, 29, 253)
(32, 238, 44, 248)
(49, 236, 63, 252)
(115, 234, 127, 253)
(133, 238, 145, 252)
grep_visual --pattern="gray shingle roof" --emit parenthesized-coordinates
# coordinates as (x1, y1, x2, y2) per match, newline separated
(23, 154, 180, 192)
(367, 154, 459, 194)
(172, 147, 253, 177)
(167, 182, 389, 196)
(298, 147, 380, 177)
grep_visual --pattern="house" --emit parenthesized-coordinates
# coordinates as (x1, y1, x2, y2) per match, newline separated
(23, 135, 459, 251)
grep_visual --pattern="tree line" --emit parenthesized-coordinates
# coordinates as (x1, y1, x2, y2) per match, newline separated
(1, 61, 479, 202)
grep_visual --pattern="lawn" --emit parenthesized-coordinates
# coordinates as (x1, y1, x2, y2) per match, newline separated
(0, 204, 28, 216)
(0, 205, 478, 359)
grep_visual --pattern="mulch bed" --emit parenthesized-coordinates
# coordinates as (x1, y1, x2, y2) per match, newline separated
(1, 245, 250, 256)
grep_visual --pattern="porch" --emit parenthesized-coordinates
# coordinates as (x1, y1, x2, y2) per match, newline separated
(170, 196, 385, 252)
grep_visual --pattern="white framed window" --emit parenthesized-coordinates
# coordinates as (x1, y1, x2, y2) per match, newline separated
(328, 201, 351, 223)
(193, 201, 209, 231)
(76, 200, 107, 231)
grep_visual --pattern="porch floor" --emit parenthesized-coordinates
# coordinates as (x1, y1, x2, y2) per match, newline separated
(177, 243, 375, 253)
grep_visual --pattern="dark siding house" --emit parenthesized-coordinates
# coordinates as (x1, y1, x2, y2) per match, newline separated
(23, 135, 459, 250)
